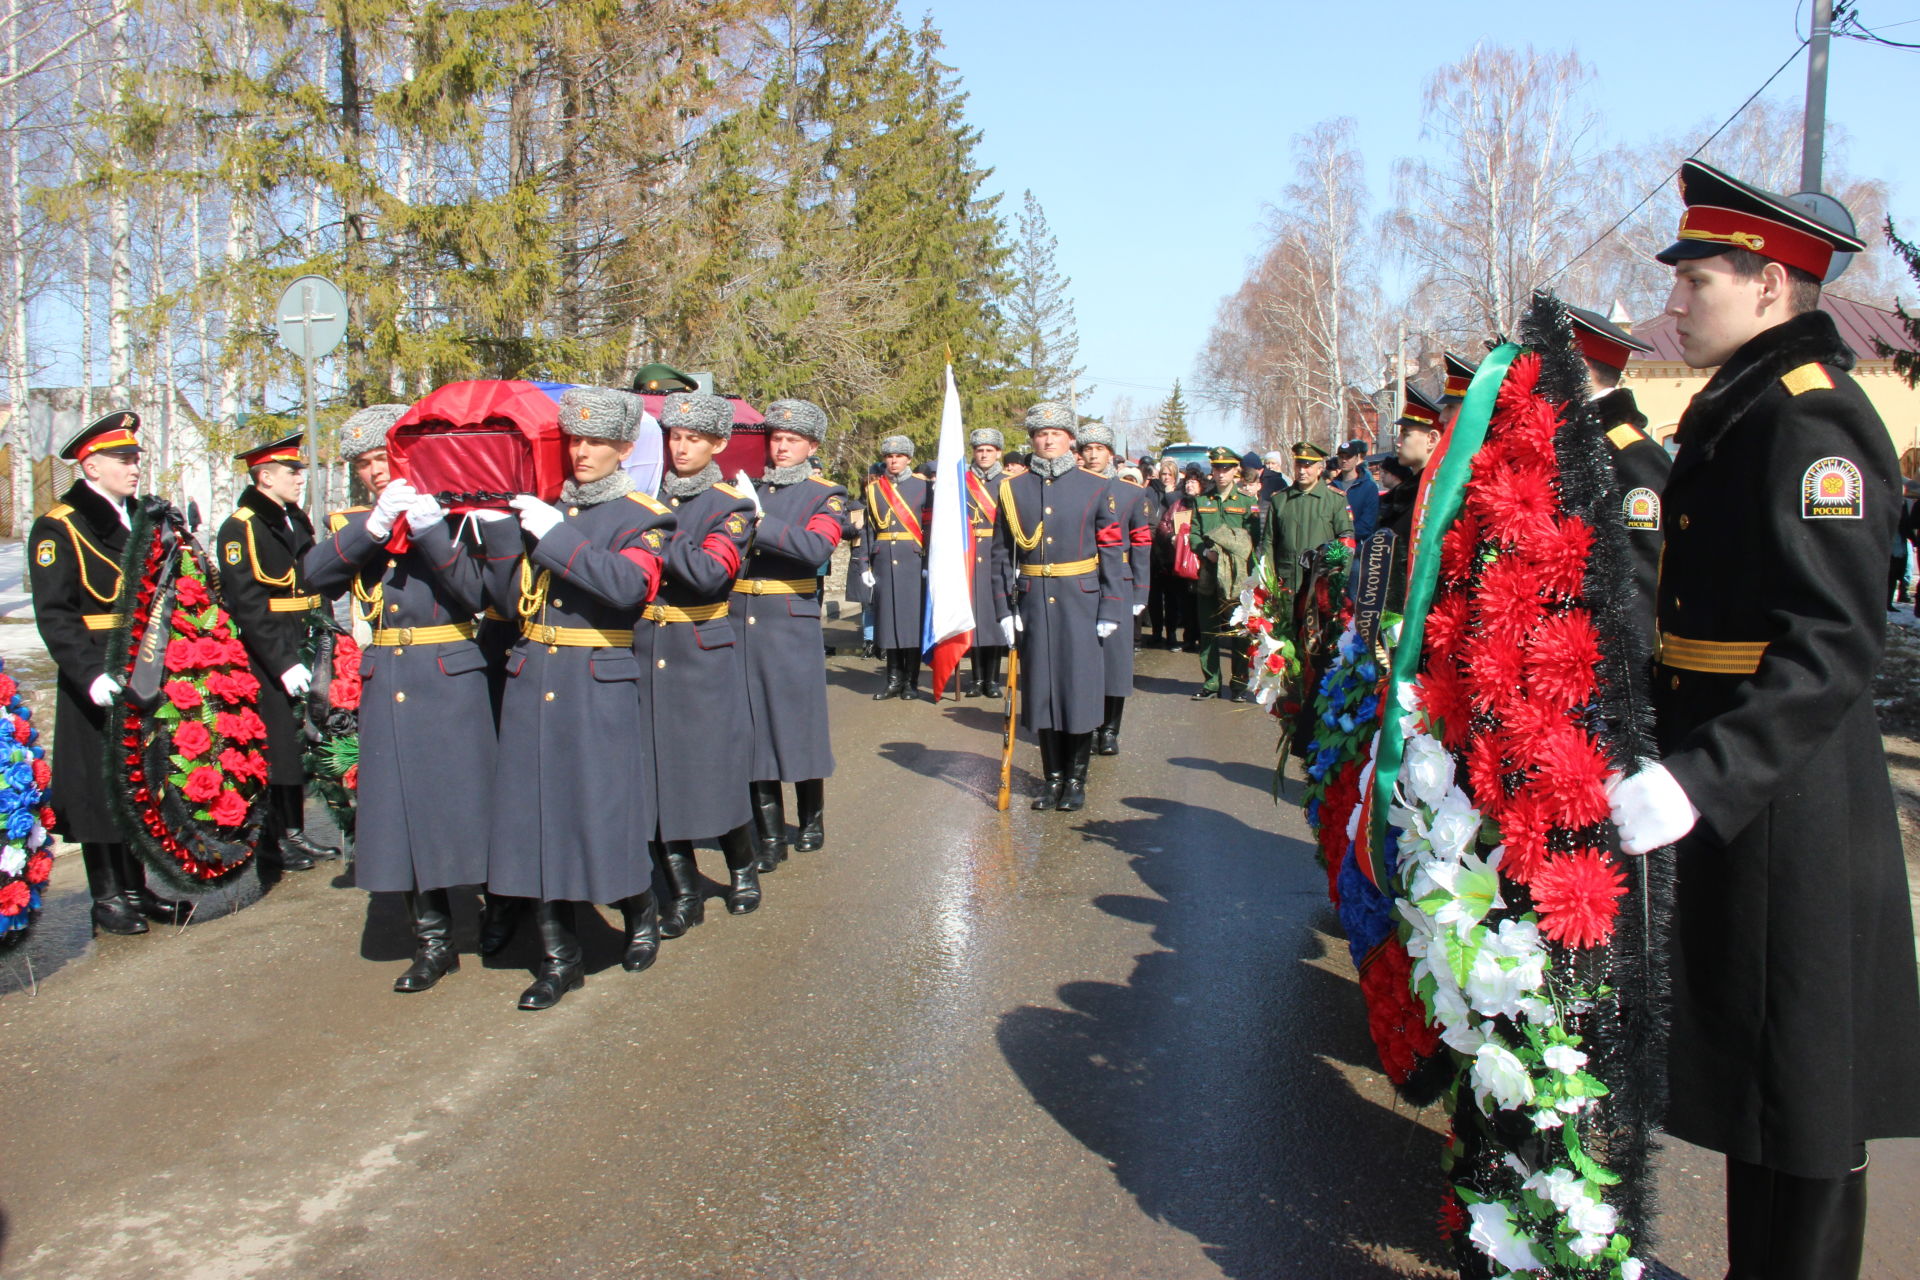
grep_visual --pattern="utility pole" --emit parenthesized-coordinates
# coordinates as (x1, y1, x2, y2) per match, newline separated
(1801, 0, 1833, 193)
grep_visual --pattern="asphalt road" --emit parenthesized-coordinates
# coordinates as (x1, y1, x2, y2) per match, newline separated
(2, 626, 1916, 1279)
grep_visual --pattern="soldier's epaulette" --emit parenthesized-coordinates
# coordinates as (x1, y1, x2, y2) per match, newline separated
(1781, 363, 1835, 396)
(626, 491, 671, 515)
(807, 474, 837, 486)
(715, 482, 745, 499)
(45, 503, 74, 521)
(1605, 424, 1647, 451)
(327, 506, 370, 533)
(233, 507, 255, 522)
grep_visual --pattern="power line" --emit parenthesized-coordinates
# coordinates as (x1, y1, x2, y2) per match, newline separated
(1543, 38, 1810, 286)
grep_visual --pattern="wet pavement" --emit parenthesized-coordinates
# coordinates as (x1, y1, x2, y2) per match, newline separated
(2, 625, 1916, 1279)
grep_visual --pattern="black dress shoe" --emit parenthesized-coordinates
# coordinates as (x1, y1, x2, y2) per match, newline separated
(518, 965, 584, 1010)
(127, 886, 195, 925)
(394, 943, 459, 993)
(1228, 687, 1248, 703)
(281, 829, 342, 862)
(259, 842, 316, 872)
(91, 895, 149, 936)
(1190, 687, 1217, 701)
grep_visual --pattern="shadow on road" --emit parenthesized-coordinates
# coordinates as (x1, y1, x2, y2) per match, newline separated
(997, 795, 1450, 1279)
(878, 739, 1017, 806)
(1166, 754, 1279, 796)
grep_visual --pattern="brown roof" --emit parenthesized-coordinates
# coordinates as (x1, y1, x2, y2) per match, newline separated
(1626, 293, 1918, 364)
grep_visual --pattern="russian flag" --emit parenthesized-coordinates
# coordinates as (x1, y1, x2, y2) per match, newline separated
(922, 364, 975, 701)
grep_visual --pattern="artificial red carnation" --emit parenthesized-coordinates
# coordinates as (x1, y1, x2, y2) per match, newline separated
(1522, 514, 1595, 601)
(173, 720, 213, 759)
(175, 575, 210, 608)
(183, 765, 225, 803)
(208, 788, 248, 828)
(1524, 611, 1602, 712)
(1423, 592, 1471, 658)
(164, 680, 203, 711)
(0, 673, 16, 701)
(25, 851, 52, 884)
(1531, 848, 1627, 948)
(0, 879, 29, 914)
(164, 639, 200, 672)
(1417, 662, 1473, 748)
(1438, 1189, 1469, 1240)
(1497, 386, 1564, 460)
(1462, 632, 1527, 717)
(1493, 789, 1553, 884)
(214, 708, 267, 744)
(1496, 351, 1541, 404)
(13, 718, 30, 744)
(38, 805, 53, 828)
(1464, 732, 1509, 817)
(1525, 722, 1612, 828)
(1472, 556, 1548, 650)
(31, 757, 50, 790)
(343, 764, 359, 791)
(1469, 459, 1560, 547)
(1319, 764, 1363, 905)
(1440, 515, 1481, 585)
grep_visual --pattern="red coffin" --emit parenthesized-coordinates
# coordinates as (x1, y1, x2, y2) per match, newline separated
(386, 380, 568, 510)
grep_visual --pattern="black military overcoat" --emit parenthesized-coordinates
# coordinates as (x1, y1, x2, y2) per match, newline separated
(28, 481, 133, 843)
(483, 493, 672, 903)
(216, 488, 319, 786)
(1652, 310, 1920, 1177)
(1101, 476, 1154, 698)
(729, 475, 848, 783)
(1595, 386, 1671, 648)
(305, 510, 495, 893)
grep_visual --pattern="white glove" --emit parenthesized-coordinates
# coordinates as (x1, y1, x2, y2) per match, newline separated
(366, 479, 416, 539)
(1607, 764, 1700, 856)
(1132, 603, 1146, 617)
(88, 673, 122, 707)
(861, 569, 876, 589)
(510, 494, 565, 539)
(405, 491, 447, 533)
(735, 470, 764, 519)
(467, 509, 512, 524)
(281, 663, 313, 698)
(999, 616, 1016, 646)
(1096, 620, 1119, 639)
(1014, 613, 1024, 632)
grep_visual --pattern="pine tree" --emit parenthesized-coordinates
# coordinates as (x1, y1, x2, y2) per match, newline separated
(1882, 218, 1920, 390)
(1005, 190, 1084, 401)
(1154, 380, 1192, 447)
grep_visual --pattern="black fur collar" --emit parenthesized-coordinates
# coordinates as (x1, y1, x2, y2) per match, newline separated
(238, 483, 314, 535)
(1672, 310, 1852, 470)
(59, 479, 132, 542)
(1593, 387, 1648, 432)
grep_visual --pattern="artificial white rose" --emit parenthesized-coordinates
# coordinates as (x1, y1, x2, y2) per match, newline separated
(1466, 952, 1535, 1020)
(1425, 789, 1483, 861)
(1481, 916, 1543, 959)
(1402, 733, 1457, 808)
(0, 845, 23, 876)
(1440, 1014, 1489, 1058)
(1622, 1258, 1645, 1280)
(1395, 674, 1421, 713)
(1531, 1107, 1564, 1129)
(1522, 1167, 1584, 1210)
(1427, 853, 1504, 932)
(1565, 1196, 1618, 1241)
(1542, 1045, 1588, 1075)
(1465, 1201, 1541, 1273)
(1472, 1041, 1536, 1112)
(1569, 1232, 1609, 1259)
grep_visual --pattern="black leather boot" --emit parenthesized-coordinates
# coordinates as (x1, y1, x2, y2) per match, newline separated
(478, 894, 525, 956)
(281, 828, 342, 863)
(618, 891, 661, 973)
(720, 824, 762, 915)
(749, 780, 787, 873)
(900, 651, 922, 700)
(793, 779, 825, 852)
(112, 845, 193, 924)
(518, 901, 584, 1010)
(655, 841, 704, 938)
(979, 649, 1003, 699)
(1031, 730, 1064, 811)
(394, 888, 459, 993)
(82, 843, 146, 936)
(1057, 733, 1093, 812)
(1097, 696, 1125, 756)
(872, 650, 904, 699)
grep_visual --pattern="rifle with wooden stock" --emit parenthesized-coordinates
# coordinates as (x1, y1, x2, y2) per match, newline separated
(996, 645, 1020, 811)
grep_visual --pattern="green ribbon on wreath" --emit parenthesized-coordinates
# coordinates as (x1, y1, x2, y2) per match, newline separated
(1360, 343, 1517, 886)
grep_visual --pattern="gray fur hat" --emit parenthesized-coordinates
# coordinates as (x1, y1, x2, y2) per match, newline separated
(1023, 400, 1077, 439)
(968, 427, 1004, 450)
(559, 386, 638, 443)
(1076, 423, 1116, 450)
(337, 404, 408, 461)
(764, 398, 828, 443)
(661, 391, 733, 442)
(879, 434, 915, 458)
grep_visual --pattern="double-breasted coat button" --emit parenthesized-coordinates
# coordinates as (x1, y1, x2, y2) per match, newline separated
(1670, 675, 1681, 690)
(568, 507, 579, 516)
(544, 691, 555, 701)
(657, 659, 666, 668)
(551, 598, 564, 608)
(389, 603, 400, 613)
(395, 691, 406, 702)
(1679, 514, 1690, 529)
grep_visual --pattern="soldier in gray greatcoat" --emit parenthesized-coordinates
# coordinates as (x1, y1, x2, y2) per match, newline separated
(1075, 423, 1153, 755)
(642, 391, 762, 934)
(732, 399, 850, 872)
(851, 436, 930, 699)
(990, 401, 1127, 812)
(482, 387, 675, 1010)
(964, 427, 1009, 697)
(305, 405, 496, 994)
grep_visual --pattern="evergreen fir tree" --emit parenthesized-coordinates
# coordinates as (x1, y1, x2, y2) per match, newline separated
(1005, 190, 1085, 402)
(1154, 380, 1193, 447)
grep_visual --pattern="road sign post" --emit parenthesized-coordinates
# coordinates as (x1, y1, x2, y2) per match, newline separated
(274, 275, 349, 516)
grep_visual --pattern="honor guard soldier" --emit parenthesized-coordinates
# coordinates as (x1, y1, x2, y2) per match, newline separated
(1438, 351, 1478, 425)
(732, 399, 848, 872)
(1075, 422, 1151, 754)
(1607, 161, 1920, 1279)
(644, 391, 761, 932)
(1188, 446, 1259, 700)
(482, 387, 673, 1009)
(991, 401, 1127, 811)
(1374, 385, 1446, 611)
(304, 406, 496, 993)
(29, 412, 191, 935)
(852, 435, 931, 699)
(1262, 441, 1353, 595)
(1567, 301, 1668, 644)
(964, 427, 1010, 697)
(217, 433, 340, 870)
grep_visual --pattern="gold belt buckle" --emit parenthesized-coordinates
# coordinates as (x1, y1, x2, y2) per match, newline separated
(396, 627, 415, 646)
(532, 624, 556, 645)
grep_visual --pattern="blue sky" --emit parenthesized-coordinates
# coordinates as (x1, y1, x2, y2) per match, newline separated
(934, 0, 1920, 448)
